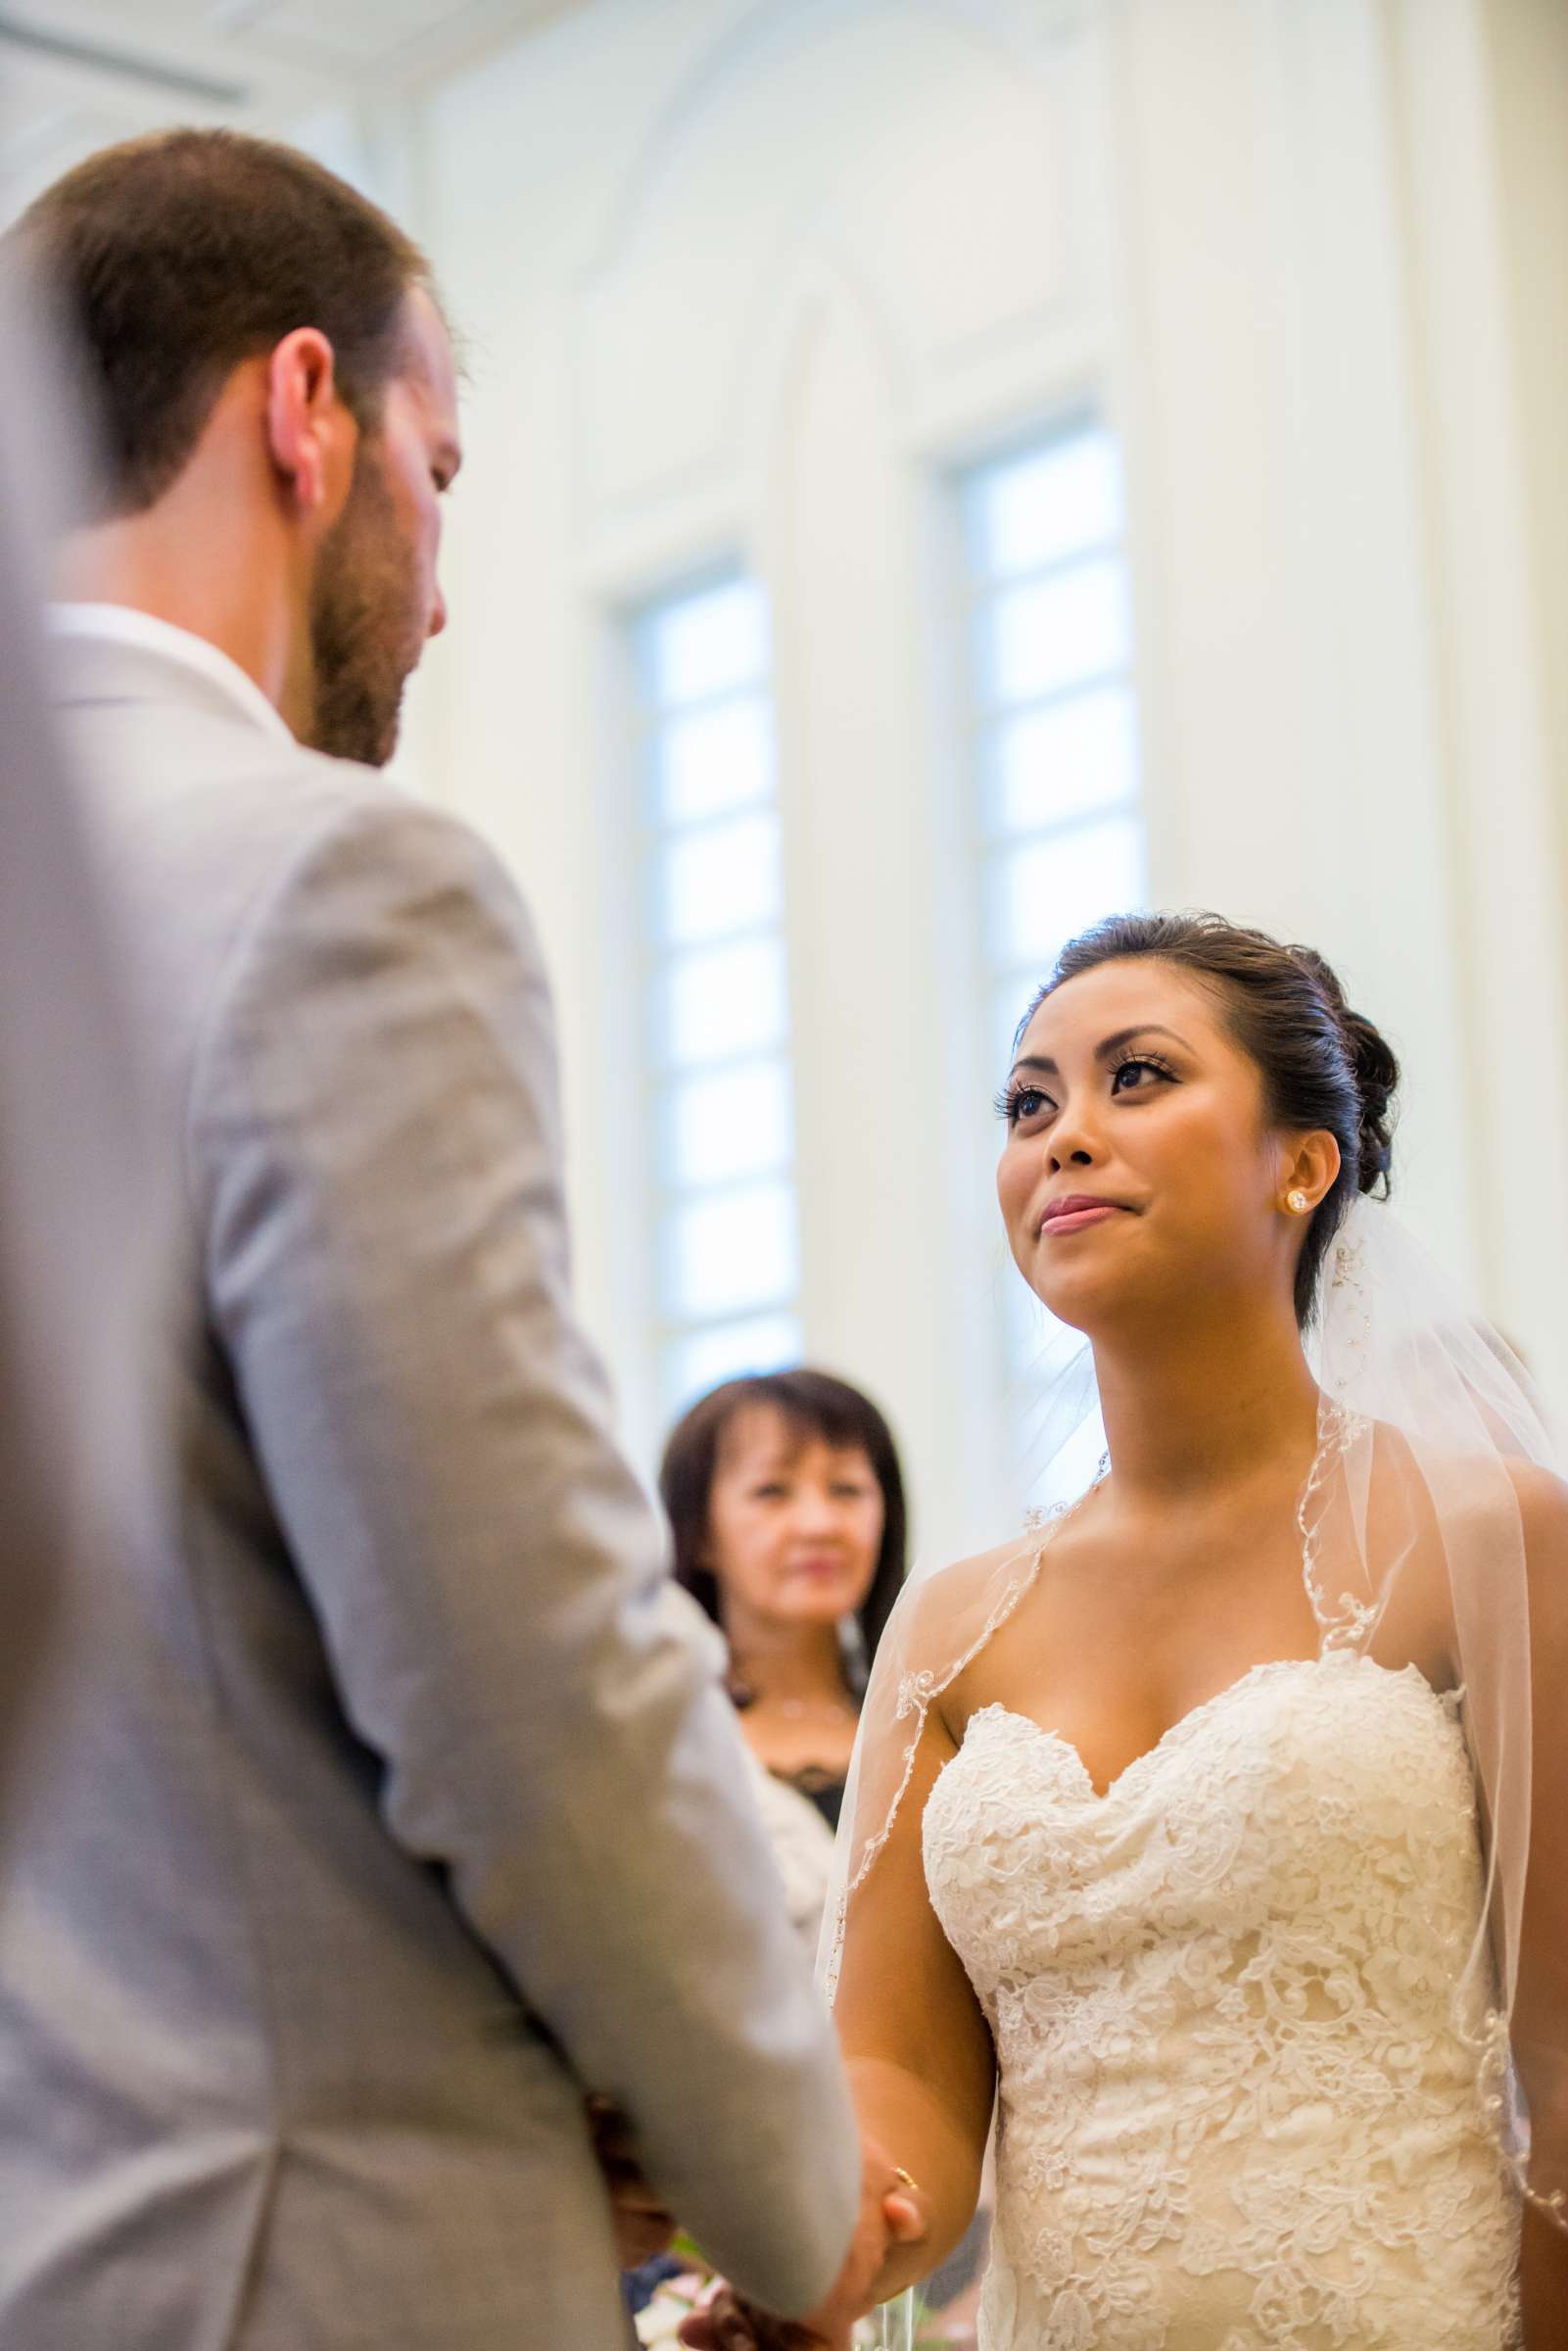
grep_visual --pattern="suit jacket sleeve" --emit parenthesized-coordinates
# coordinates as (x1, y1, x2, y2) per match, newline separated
(189, 789, 860, 2318)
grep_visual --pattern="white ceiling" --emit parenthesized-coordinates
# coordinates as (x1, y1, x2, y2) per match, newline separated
(0, 0, 587, 214)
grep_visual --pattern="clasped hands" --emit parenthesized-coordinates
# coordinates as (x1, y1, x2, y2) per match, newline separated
(587, 2098, 927, 2351)
(679, 2141, 925, 2351)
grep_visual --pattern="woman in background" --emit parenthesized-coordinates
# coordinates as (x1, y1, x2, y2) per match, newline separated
(662, 1368, 906, 1905)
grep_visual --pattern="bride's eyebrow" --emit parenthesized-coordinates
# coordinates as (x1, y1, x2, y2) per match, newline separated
(1009, 1024, 1194, 1082)
(1095, 1024, 1193, 1060)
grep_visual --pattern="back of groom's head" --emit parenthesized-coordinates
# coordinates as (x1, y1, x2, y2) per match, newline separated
(17, 128, 435, 521)
(18, 129, 459, 769)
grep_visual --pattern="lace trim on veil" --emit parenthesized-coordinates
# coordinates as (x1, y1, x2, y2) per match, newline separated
(820, 1489, 1093, 2006)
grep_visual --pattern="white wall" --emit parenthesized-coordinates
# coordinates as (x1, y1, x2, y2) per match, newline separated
(409, 0, 1568, 1561)
(1375, 0, 1568, 1391)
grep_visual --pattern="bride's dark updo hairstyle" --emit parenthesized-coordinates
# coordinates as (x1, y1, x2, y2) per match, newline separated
(1023, 911, 1401, 1327)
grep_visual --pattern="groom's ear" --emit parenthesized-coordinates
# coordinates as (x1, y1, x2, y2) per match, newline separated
(264, 326, 356, 530)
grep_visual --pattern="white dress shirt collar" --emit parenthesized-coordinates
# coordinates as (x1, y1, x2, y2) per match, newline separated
(48, 602, 294, 747)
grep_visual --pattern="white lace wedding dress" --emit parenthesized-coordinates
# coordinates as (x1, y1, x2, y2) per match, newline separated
(922, 1649, 1521, 2348)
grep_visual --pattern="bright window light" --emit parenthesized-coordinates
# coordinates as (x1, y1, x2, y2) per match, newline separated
(629, 573, 802, 1416)
(960, 421, 1147, 1496)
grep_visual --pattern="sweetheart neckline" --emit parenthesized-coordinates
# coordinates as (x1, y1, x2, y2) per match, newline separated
(958, 1653, 1439, 1804)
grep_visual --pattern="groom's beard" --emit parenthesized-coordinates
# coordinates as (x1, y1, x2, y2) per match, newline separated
(306, 449, 425, 770)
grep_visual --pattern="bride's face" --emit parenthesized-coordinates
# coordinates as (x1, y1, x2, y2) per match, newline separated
(997, 957, 1306, 1334)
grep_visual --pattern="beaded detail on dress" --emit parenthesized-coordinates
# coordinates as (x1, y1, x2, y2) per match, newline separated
(923, 1652, 1520, 2349)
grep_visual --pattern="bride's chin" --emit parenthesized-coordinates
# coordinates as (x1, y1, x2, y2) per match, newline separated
(1029, 1270, 1126, 1328)
(1026, 1281, 1094, 1329)
(1040, 1308, 1097, 1342)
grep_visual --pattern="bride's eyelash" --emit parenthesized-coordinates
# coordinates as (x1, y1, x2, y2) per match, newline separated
(995, 1052, 1178, 1124)
(1109, 1050, 1178, 1086)
(994, 1080, 1049, 1125)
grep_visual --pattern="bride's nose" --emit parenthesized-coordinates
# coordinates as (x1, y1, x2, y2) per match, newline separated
(1047, 1106, 1103, 1172)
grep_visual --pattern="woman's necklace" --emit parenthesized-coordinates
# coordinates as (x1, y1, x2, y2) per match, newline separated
(728, 1675, 857, 1725)
(772, 1694, 857, 1724)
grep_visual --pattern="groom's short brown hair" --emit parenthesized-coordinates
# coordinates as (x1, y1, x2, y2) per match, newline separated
(16, 128, 436, 518)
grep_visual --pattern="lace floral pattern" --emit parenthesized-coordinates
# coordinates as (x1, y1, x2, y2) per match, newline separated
(924, 1654, 1521, 2348)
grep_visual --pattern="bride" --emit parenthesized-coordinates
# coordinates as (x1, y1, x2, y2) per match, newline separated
(687, 912, 1568, 2350)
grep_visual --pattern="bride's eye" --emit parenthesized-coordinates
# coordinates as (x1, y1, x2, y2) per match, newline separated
(995, 1083, 1055, 1128)
(1110, 1054, 1174, 1096)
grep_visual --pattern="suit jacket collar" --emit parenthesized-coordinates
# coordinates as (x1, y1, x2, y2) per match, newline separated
(47, 604, 294, 747)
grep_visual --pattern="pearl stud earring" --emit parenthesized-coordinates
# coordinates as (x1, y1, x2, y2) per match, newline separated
(1287, 1190, 1310, 1214)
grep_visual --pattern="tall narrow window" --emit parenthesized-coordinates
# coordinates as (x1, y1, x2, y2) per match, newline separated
(631, 573, 802, 1414)
(960, 422, 1146, 1484)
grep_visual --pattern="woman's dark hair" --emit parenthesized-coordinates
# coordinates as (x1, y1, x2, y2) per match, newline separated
(661, 1369, 908, 1680)
(1019, 911, 1400, 1328)
(17, 128, 436, 518)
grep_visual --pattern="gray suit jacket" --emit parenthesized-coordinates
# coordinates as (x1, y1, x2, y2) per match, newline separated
(0, 630, 859, 2351)
(0, 329, 165, 1792)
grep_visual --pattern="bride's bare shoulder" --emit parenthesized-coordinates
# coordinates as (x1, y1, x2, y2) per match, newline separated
(1361, 1424, 1568, 1671)
(1362, 1416, 1567, 1525)
(1505, 1460, 1568, 1637)
(892, 1532, 1045, 1674)
(1504, 1455, 1568, 1538)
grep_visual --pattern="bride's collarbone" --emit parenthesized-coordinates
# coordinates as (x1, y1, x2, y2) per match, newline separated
(939, 1520, 1320, 1764)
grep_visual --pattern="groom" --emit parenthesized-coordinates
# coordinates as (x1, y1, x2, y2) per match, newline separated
(0, 131, 919, 2350)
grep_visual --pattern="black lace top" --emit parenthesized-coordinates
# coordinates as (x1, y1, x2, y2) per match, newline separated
(770, 1762, 846, 1834)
